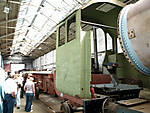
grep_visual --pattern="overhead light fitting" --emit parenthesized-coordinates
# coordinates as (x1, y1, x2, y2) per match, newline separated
(22, 38, 26, 41)
(96, 3, 115, 13)
(19, 44, 23, 47)
(40, 4, 44, 7)
(28, 25, 31, 27)
(38, 47, 42, 50)
(10, 48, 13, 50)
(3, 6, 10, 14)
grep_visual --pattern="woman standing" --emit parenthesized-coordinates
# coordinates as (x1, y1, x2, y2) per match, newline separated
(24, 77, 35, 112)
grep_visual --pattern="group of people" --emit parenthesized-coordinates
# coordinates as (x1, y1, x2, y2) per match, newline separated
(0, 68, 35, 113)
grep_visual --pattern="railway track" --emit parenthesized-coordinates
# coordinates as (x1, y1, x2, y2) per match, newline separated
(39, 93, 62, 113)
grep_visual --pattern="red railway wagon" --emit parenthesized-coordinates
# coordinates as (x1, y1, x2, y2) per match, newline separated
(23, 70, 143, 113)
(23, 71, 113, 103)
(24, 71, 112, 96)
(24, 71, 56, 97)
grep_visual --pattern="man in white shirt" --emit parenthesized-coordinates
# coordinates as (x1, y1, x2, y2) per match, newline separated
(3, 73, 17, 113)
(0, 68, 6, 113)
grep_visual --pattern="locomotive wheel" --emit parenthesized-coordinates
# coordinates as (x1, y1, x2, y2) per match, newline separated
(102, 98, 115, 113)
(60, 102, 71, 113)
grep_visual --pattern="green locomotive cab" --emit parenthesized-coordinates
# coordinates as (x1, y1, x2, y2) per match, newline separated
(55, 1, 145, 113)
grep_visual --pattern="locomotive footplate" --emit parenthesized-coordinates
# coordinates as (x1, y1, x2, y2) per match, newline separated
(94, 84, 142, 100)
(83, 97, 106, 113)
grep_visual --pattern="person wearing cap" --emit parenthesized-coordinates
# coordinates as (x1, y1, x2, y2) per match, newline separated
(0, 68, 6, 113)
(24, 77, 35, 112)
(26, 73, 32, 83)
(3, 73, 17, 113)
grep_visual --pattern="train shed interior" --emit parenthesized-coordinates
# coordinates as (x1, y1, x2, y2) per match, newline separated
(0, 0, 150, 113)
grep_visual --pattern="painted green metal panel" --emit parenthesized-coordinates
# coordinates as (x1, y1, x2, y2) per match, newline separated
(80, 30, 91, 98)
(107, 53, 150, 89)
(116, 54, 150, 89)
(56, 10, 91, 98)
(56, 38, 81, 96)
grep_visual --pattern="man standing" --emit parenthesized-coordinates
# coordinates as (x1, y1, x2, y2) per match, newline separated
(0, 68, 6, 113)
(3, 73, 17, 113)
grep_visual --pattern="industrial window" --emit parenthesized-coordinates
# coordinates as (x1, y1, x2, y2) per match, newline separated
(11, 64, 25, 72)
(67, 15, 76, 42)
(97, 28, 105, 52)
(107, 33, 113, 50)
(91, 28, 105, 53)
(117, 38, 123, 53)
(58, 23, 65, 46)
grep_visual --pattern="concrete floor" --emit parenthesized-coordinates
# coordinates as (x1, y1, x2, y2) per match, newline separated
(39, 94, 61, 112)
(14, 93, 150, 113)
(14, 96, 51, 113)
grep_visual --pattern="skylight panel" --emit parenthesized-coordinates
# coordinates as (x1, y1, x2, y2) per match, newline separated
(24, 9, 37, 23)
(50, 12, 63, 23)
(26, 28, 38, 40)
(48, 0, 71, 13)
(12, 0, 89, 55)
(26, 5, 38, 15)
(43, 24, 53, 33)
(65, 0, 78, 8)
(31, 0, 42, 7)
(23, 42, 33, 48)
(40, 2, 60, 18)
(33, 14, 47, 30)
(35, 33, 45, 42)
(19, 7, 27, 16)
(47, 21, 56, 28)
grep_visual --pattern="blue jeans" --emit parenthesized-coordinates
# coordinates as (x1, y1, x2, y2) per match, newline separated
(3, 94, 16, 113)
(0, 86, 3, 113)
(0, 81, 5, 113)
(16, 90, 21, 107)
(25, 93, 33, 112)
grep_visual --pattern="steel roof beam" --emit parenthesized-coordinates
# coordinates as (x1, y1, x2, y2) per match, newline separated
(0, 18, 17, 25)
(0, 47, 11, 51)
(1, 38, 14, 40)
(0, 32, 15, 39)
(0, 42, 12, 47)
(0, 26, 16, 29)
(0, 31, 24, 39)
